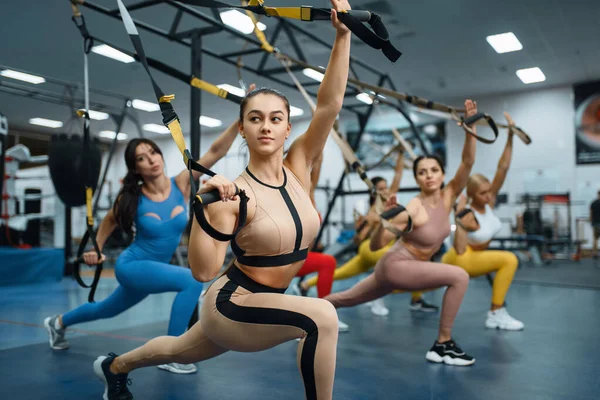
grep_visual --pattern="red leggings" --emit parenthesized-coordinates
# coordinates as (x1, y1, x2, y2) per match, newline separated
(296, 252, 336, 298)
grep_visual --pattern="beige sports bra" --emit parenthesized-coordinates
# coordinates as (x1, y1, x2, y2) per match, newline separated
(232, 166, 320, 267)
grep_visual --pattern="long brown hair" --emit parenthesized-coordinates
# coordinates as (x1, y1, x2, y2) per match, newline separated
(112, 138, 163, 234)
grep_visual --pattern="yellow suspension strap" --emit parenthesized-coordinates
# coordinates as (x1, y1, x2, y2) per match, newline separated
(177, 0, 401, 62)
(69, 0, 104, 302)
(115, 0, 248, 241)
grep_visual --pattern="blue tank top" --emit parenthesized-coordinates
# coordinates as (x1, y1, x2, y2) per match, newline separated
(123, 177, 188, 263)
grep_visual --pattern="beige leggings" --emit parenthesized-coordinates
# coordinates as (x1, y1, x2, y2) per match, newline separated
(115, 267, 339, 400)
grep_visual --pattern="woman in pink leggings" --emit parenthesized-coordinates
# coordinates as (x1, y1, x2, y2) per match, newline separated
(325, 99, 479, 367)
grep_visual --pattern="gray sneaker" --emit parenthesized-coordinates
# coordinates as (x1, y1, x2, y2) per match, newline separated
(157, 363, 197, 374)
(44, 315, 69, 350)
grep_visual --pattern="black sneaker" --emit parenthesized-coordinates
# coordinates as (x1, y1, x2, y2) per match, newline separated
(409, 298, 439, 313)
(93, 353, 133, 400)
(425, 340, 475, 366)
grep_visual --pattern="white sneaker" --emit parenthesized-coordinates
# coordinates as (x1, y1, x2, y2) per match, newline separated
(157, 363, 198, 374)
(370, 298, 389, 316)
(43, 315, 69, 350)
(338, 319, 349, 332)
(485, 308, 524, 331)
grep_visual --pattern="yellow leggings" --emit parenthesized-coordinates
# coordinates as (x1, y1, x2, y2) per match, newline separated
(441, 246, 519, 306)
(305, 239, 423, 300)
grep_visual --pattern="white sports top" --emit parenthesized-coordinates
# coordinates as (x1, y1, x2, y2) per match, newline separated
(467, 204, 502, 244)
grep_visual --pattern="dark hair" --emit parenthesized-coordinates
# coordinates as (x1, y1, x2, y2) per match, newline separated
(239, 87, 291, 122)
(412, 155, 445, 178)
(412, 155, 445, 190)
(369, 176, 385, 206)
(112, 138, 163, 235)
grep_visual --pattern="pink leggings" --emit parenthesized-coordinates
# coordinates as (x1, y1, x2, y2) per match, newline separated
(325, 243, 469, 337)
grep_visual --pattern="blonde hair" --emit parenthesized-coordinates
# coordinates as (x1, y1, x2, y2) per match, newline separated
(466, 174, 490, 199)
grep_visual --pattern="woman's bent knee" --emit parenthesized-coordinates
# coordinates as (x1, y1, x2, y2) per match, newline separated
(453, 267, 470, 287)
(311, 299, 338, 334)
(505, 252, 519, 269)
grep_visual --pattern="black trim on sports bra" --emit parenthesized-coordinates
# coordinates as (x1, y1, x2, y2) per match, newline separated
(232, 167, 307, 267)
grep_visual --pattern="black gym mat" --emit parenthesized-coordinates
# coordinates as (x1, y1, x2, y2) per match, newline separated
(513, 260, 600, 289)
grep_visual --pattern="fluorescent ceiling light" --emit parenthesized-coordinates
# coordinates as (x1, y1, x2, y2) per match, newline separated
(516, 67, 546, 84)
(217, 84, 246, 97)
(302, 68, 325, 82)
(199, 116, 222, 128)
(143, 123, 170, 134)
(99, 131, 128, 140)
(423, 124, 438, 135)
(1, 69, 45, 84)
(91, 44, 135, 63)
(78, 109, 110, 120)
(29, 118, 63, 128)
(290, 106, 304, 117)
(132, 99, 160, 112)
(486, 32, 523, 54)
(220, 10, 267, 35)
(356, 93, 374, 105)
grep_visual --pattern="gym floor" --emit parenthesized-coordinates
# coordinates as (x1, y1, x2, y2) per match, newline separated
(1, 261, 598, 400)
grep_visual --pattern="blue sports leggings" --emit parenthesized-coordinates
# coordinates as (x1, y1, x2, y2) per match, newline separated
(62, 257, 203, 336)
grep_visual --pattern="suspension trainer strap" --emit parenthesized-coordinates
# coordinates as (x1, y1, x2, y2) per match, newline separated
(177, 0, 401, 61)
(454, 208, 480, 232)
(115, 0, 248, 240)
(379, 204, 413, 237)
(69, 1, 103, 302)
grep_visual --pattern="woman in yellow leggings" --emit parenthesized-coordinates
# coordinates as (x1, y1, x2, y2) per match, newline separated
(299, 151, 437, 314)
(442, 112, 524, 331)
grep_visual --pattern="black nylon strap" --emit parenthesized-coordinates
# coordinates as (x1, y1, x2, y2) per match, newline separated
(454, 208, 479, 232)
(460, 112, 499, 144)
(70, 12, 102, 301)
(193, 191, 249, 242)
(73, 227, 104, 303)
(176, 0, 400, 62)
(380, 204, 413, 235)
(117, 0, 250, 240)
(455, 208, 473, 219)
(72, 13, 93, 54)
(336, 12, 401, 62)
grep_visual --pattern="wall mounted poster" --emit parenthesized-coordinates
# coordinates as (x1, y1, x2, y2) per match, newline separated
(574, 80, 600, 165)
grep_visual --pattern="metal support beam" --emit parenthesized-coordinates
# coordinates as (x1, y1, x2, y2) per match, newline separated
(191, 32, 202, 160)
(257, 22, 283, 72)
(280, 20, 307, 62)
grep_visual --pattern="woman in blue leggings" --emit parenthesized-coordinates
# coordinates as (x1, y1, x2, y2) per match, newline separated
(44, 110, 243, 374)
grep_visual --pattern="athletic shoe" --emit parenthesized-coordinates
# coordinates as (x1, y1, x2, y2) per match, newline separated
(93, 353, 133, 400)
(370, 298, 389, 316)
(157, 363, 197, 374)
(425, 339, 475, 366)
(485, 308, 524, 331)
(338, 319, 349, 333)
(43, 315, 69, 350)
(409, 298, 439, 313)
